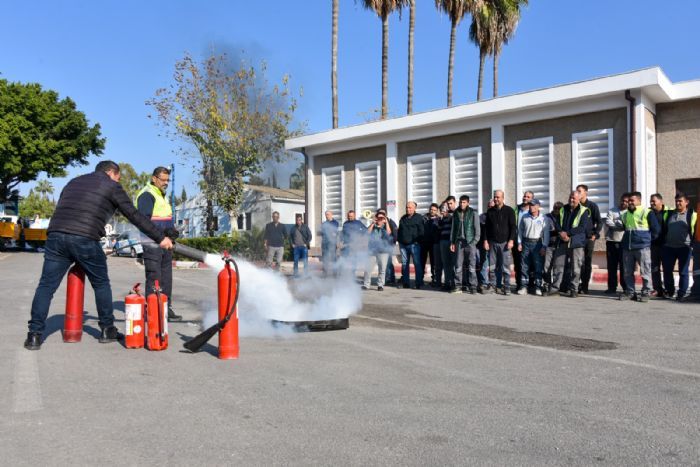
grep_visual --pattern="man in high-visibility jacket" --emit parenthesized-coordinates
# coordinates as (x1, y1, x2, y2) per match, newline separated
(620, 191, 661, 302)
(137, 166, 181, 321)
(689, 198, 700, 302)
(548, 190, 591, 298)
(662, 193, 697, 301)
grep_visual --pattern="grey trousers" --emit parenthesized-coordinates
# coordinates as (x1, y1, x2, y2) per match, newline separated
(266, 246, 284, 267)
(623, 248, 652, 295)
(364, 253, 388, 288)
(488, 241, 512, 288)
(551, 245, 584, 291)
(455, 241, 478, 289)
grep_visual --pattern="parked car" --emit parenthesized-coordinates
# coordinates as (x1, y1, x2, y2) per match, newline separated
(113, 232, 143, 258)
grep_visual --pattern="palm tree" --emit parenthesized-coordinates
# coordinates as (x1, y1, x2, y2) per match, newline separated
(436, 0, 481, 106)
(35, 180, 54, 199)
(468, 0, 496, 101)
(492, 0, 527, 97)
(332, 0, 339, 128)
(362, 0, 409, 119)
(406, 0, 415, 114)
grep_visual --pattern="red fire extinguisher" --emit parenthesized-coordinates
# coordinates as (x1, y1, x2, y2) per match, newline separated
(125, 283, 146, 349)
(146, 280, 168, 351)
(63, 264, 85, 343)
(218, 257, 239, 360)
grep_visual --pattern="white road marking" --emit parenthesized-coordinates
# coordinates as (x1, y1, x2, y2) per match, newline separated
(357, 315, 700, 380)
(12, 349, 43, 413)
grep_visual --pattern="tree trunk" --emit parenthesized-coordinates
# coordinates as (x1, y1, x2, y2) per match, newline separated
(381, 14, 389, 119)
(331, 0, 339, 128)
(477, 48, 486, 101)
(493, 50, 500, 98)
(407, 0, 415, 114)
(447, 21, 456, 107)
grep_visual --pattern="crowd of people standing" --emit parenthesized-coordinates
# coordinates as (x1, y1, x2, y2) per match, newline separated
(304, 186, 699, 302)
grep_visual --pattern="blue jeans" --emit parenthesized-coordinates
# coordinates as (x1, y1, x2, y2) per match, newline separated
(478, 245, 489, 286)
(520, 240, 545, 288)
(293, 246, 309, 277)
(29, 232, 114, 333)
(399, 242, 423, 286)
(662, 245, 692, 297)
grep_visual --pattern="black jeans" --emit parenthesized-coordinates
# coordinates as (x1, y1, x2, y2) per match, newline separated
(650, 244, 664, 293)
(579, 239, 595, 292)
(143, 244, 173, 308)
(420, 241, 438, 283)
(29, 232, 113, 333)
(605, 241, 626, 292)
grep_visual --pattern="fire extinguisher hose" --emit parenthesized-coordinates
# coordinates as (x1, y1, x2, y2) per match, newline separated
(183, 256, 240, 353)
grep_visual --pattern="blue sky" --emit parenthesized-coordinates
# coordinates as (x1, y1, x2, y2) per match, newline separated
(2, 0, 700, 197)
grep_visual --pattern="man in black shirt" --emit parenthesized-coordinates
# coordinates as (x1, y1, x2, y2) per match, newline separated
(398, 201, 425, 289)
(264, 211, 288, 269)
(483, 190, 516, 295)
(576, 184, 602, 294)
(25, 161, 173, 350)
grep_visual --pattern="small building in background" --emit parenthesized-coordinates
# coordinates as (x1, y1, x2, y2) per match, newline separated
(174, 184, 305, 238)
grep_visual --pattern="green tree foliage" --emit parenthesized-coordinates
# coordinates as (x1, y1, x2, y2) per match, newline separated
(289, 162, 305, 190)
(19, 189, 55, 218)
(148, 52, 301, 236)
(0, 79, 105, 203)
(117, 162, 151, 202)
(34, 179, 54, 198)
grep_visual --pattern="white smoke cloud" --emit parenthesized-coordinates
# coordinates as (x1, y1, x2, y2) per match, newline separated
(201, 254, 364, 338)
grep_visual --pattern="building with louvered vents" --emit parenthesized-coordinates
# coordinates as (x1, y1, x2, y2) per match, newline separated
(286, 68, 700, 251)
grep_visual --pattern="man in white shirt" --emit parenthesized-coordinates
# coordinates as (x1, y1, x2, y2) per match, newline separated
(516, 198, 550, 296)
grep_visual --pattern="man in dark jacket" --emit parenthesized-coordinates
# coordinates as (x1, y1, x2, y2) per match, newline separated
(549, 191, 592, 298)
(137, 166, 181, 322)
(649, 193, 670, 297)
(483, 190, 516, 295)
(450, 195, 480, 293)
(291, 214, 313, 278)
(576, 184, 602, 294)
(439, 196, 457, 291)
(398, 201, 425, 288)
(264, 211, 288, 269)
(25, 161, 173, 350)
(421, 203, 442, 287)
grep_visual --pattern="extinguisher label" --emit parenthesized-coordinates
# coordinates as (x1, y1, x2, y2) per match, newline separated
(163, 300, 168, 335)
(125, 303, 141, 336)
(126, 303, 142, 321)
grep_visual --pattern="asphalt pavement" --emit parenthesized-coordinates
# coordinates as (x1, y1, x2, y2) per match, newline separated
(1, 250, 699, 466)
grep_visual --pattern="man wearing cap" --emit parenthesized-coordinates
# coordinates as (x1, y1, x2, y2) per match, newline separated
(516, 198, 550, 296)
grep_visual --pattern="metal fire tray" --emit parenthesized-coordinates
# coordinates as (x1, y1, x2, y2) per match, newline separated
(271, 318, 350, 332)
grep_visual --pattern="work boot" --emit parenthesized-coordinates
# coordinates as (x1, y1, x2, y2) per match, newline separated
(24, 332, 42, 350)
(547, 287, 559, 297)
(99, 326, 123, 343)
(638, 292, 650, 303)
(167, 308, 182, 322)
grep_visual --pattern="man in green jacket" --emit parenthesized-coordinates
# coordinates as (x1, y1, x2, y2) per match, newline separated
(450, 195, 480, 294)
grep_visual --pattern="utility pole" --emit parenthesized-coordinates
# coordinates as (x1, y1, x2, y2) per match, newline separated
(170, 163, 176, 224)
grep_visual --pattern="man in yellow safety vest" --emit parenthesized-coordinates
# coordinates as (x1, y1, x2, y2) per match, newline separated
(620, 191, 661, 302)
(136, 166, 181, 321)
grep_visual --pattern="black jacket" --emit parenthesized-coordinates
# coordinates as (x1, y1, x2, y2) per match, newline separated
(581, 199, 602, 239)
(484, 205, 516, 244)
(398, 213, 424, 245)
(48, 171, 164, 242)
(554, 204, 592, 249)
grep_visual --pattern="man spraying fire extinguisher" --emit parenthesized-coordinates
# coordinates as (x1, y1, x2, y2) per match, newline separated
(136, 166, 182, 322)
(25, 161, 174, 351)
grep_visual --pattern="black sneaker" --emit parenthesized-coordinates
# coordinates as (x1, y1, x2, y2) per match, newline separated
(167, 308, 182, 322)
(618, 293, 632, 301)
(24, 332, 42, 350)
(638, 292, 650, 303)
(361, 285, 369, 290)
(377, 286, 384, 291)
(604, 289, 617, 295)
(568, 289, 578, 298)
(402, 283, 411, 289)
(99, 326, 124, 343)
(502, 287, 511, 296)
(461, 286, 468, 293)
(546, 287, 559, 297)
(469, 287, 477, 295)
